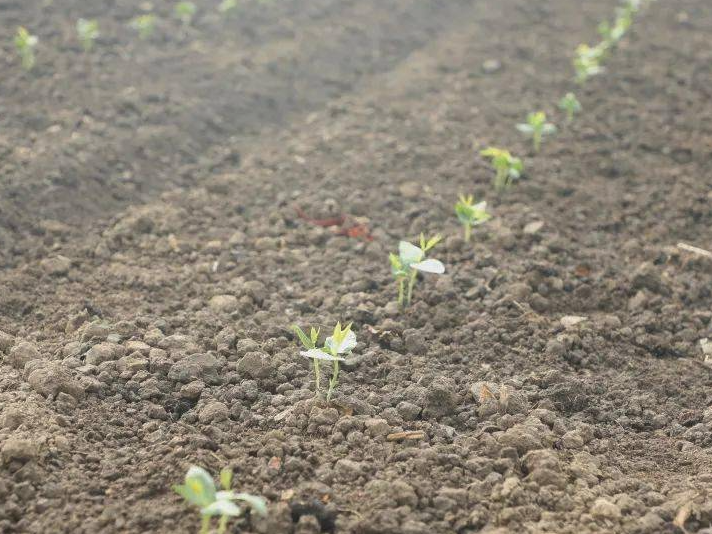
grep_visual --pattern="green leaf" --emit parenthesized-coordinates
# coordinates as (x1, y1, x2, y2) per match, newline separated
(399, 241, 424, 266)
(173, 484, 201, 507)
(390, 252, 407, 278)
(455, 202, 474, 224)
(516, 124, 533, 135)
(234, 493, 269, 517)
(219, 468, 233, 491)
(410, 259, 445, 274)
(481, 147, 504, 159)
(202, 499, 243, 517)
(300, 348, 344, 361)
(292, 325, 313, 349)
(310, 327, 319, 346)
(471, 201, 491, 225)
(424, 235, 441, 252)
(325, 329, 356, 354)
(180, 466, 216, 507)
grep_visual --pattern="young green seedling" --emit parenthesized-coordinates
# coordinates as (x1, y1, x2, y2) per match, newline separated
(219, 0, 239, 13)
(175, 1, 197, 26)
(390, 234, 445, 306)
(558, 93, 582, 123)
(173, 466, 267, 534)
(15, 27, 38, 71)
(480, 147, 524, 193)
(292, 325, 321, 395)
(574, 44, 606, 84)
(130, 14, 157, 40)
(598, 6, 633, 46)
(455, 195, 491, 243)
(516, 111, 557, 153)
(76, 19, 99, 52)
(626, 0, 643, 12)
(296, 323, 356, 402)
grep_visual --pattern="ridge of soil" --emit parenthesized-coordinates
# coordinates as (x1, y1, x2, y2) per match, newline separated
(1, 0, 712, 533)
(0, 0, 472, 266)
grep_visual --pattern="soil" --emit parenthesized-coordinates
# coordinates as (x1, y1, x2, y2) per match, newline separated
(1, 0, 712, 533)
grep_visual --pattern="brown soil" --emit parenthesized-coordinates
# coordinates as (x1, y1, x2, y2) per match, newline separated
(1, 0, 712, 533)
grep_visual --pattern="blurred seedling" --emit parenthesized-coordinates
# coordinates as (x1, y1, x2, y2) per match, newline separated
(173, 466, 267, 534)
(175, 1, 197, 26)
(574, 44, 606, 84)
(130, 14, 156, 40)
(219, 0, 239, 13)
(295, 322, 356, 402)
(480, 147, 523, 193)
(455, 195, 491, 243)
(15, 27, 38, 71)
(390, 234, 445, 306)
(76, 19, 99, 52)
(599, 4, 634, 46)
(558, 93, 582, 123)
(516, 111, 557, 153)
(626, 0, 644, 12)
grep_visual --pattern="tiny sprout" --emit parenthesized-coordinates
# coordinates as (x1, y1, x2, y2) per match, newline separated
(15, 27, 38, 71)
(175, 1, 197, 26)
(390, 234, 445, 306)
(597, 20, 614, 43)
(574, 44, 606, 84)
(76, 19, 99, 52)
(130, 14, 156, 40)
(219, 0, 239, 13)
(558, 93, 582, 123)
(173, 466, 267, 534)
(599, 7, 633, 46)
(516, 111, 557, 153)
(455, 195, 491, 243)
(295, 322, 356, 402)
(480, 147, 524, 193)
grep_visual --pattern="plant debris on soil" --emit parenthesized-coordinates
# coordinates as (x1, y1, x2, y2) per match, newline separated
(1, 0, 712, 533)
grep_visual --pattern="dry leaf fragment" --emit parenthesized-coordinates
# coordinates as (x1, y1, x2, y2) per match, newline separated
(561, 315, 587, 328)
(673, 502, 692, 529)
(677, 242, 712, 259)
(479, 384, 496, 403)
(167, 234, 180, 253)
(499, 385, 510, 407)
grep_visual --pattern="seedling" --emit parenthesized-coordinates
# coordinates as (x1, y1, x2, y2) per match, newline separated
(455, 195, 491, 242)
(480, 147, 524, 193)
(15, 27, 38, 71)
(295, 322, 356, 402)
(599, 7, 633, 46)
(173, 466, 267, 534)
(574, 44, 606, 84)
(130, 14, 157, 40)
(516, 111, 557, 153)
(390, 234, 445, 306)
(76, 19, 99, 52)
(558, 93, 582, 123)
(175, 1, 197, 26)
(219, 0, 239, 13)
